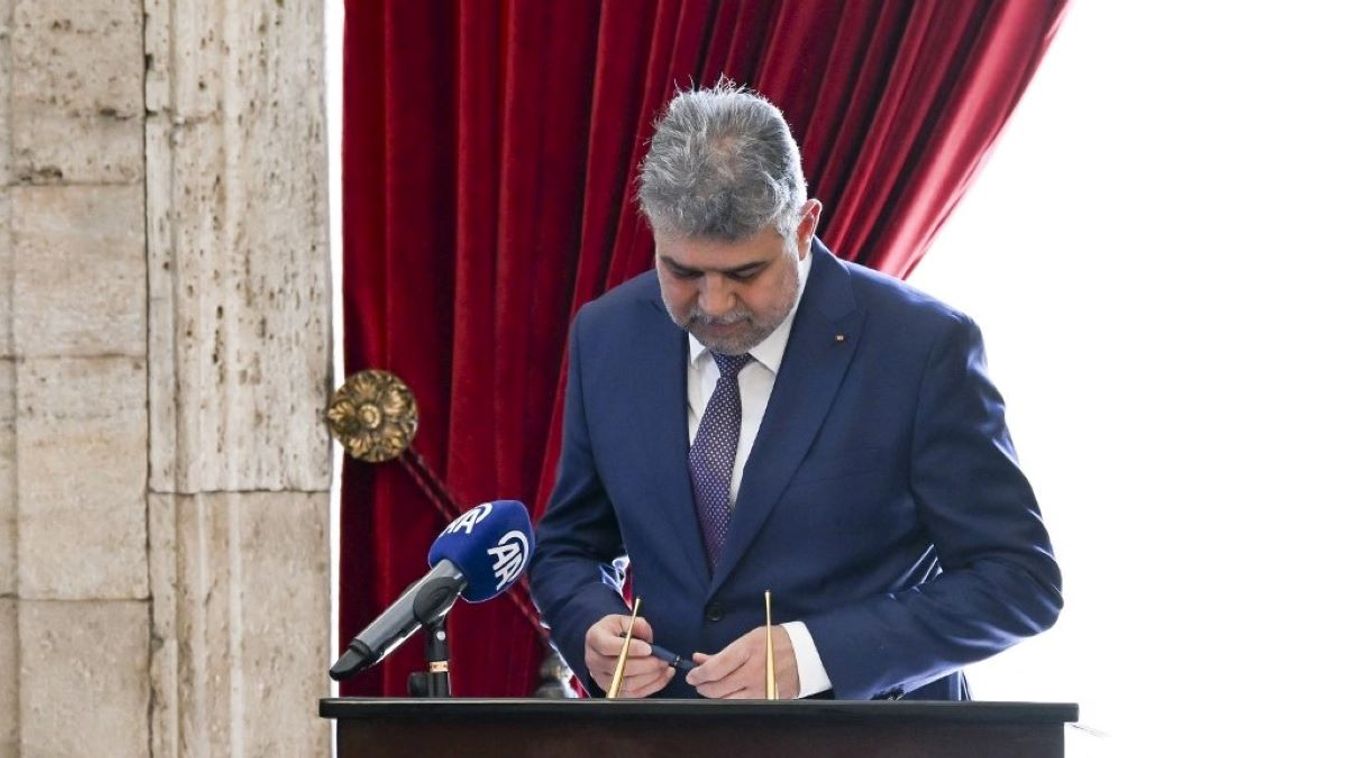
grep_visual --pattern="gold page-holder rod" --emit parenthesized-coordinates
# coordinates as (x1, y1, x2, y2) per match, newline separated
(606, 598, 643, 699)
(765, 591, 778, 700)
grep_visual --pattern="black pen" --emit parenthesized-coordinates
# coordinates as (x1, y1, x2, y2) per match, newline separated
(649, 643, 694, 673)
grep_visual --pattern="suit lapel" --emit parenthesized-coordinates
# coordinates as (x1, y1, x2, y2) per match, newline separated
(631, 298, 712, 589)
(708, 244, 865, 598)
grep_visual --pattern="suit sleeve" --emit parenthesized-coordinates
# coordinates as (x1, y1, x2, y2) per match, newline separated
(803, 314, 1063, 699)
(528, 309, 631, 693)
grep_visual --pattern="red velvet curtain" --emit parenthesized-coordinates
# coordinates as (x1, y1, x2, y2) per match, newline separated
(341, 0, 1068, 697)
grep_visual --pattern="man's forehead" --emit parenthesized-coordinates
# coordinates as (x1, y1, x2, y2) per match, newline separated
(654, 228, 785, 269)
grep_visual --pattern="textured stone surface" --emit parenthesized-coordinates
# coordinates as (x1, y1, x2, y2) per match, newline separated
(0, 598, 16, 758)
(7, 0, 142, 184)
(1, 0, 14, 187)
(150, 492, 330, 758)
(16, 356, 148, 600)
(146, 494, 179, 758)
(17, 599, 150, 756)
(0, 359, 14, 598)
(146, 0, 332, 494)
(11, 185, 146, 357)
(4, 2, 334, 756)
(0, 190, 11, 360)
(143, 0, 221, 122)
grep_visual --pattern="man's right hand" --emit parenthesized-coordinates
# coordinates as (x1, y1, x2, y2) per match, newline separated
(584, 613, 675, 698)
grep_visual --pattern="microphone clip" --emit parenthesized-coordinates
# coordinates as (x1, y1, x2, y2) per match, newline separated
(407, 577, 457, 698)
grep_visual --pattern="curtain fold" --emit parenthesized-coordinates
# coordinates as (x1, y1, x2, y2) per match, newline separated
(342, 0, 1068, 697)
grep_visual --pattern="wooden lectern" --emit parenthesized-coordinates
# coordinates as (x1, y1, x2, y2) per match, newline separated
(320, 698, 1078, 757)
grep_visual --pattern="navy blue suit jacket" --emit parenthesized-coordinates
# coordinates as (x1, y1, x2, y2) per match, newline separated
(529, 240, 1062, 699)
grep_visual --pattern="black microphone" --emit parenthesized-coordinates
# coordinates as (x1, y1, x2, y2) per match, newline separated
(329, 500, 535, 681)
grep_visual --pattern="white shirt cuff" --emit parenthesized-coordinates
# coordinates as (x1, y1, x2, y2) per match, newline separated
(781, 621, 831, 698)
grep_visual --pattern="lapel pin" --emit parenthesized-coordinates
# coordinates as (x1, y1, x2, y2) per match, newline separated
(835, 334, 846, 343)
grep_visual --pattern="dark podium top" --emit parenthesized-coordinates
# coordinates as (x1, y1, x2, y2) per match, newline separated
(320, 698, 1079, 757)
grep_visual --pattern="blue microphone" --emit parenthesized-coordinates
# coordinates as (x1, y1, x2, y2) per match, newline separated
(329, 500, 536, 681)
(426, 499, 534, 603)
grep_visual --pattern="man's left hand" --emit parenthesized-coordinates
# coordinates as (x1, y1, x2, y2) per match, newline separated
(686, 625, 799, 699)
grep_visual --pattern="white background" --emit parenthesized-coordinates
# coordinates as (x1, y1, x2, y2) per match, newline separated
(908, 1, 1347, 754)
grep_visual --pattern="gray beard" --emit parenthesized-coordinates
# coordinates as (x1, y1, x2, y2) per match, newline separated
(663, 262, 799, 356)
(680, 313, 776, 356)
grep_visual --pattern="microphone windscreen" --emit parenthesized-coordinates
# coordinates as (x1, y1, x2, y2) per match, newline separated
(426, 500, 535, 603)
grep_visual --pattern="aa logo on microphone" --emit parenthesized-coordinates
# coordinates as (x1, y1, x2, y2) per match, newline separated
(447, 502, 494, 535)
(487, 530, 529, 591)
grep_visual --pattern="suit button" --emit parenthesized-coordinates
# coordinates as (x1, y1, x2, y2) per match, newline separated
(705, 603, 725, 622)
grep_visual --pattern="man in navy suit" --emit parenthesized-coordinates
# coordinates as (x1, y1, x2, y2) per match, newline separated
(529, 83, 1062, 700)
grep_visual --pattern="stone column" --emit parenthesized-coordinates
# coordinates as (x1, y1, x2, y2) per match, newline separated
(0, 0, 332, 755)
(3, 1, 151, 755)
(144, 0, 332, 756)
(0, 3, 15, 727)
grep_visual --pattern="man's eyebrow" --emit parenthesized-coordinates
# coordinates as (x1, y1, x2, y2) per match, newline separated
(658, 256, 768, 275)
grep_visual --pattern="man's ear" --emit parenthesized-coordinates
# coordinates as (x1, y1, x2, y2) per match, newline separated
(795, 199, 823, 259)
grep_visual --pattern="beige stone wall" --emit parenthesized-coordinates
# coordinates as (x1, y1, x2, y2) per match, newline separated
(1, 1, 332, 756)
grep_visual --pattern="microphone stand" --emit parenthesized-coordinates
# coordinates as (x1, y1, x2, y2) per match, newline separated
(406, 575, 459, 698)
(407, 623, 450, 698)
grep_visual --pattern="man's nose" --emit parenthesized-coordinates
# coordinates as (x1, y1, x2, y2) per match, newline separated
(698, 275, 735, 317)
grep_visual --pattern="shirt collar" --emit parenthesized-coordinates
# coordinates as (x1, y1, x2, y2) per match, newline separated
(688, 248, 813, 375)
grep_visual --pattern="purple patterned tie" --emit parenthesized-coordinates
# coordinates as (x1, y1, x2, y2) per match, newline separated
(689, 351, 753, 569)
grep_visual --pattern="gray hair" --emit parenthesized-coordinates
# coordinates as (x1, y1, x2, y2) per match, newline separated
(637, 81, 807, 242)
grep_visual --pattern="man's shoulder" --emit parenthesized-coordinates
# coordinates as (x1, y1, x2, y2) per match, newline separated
(576, 269, 661, 322)
(838, 257, 971, 336)
(571, 270, 667, 350)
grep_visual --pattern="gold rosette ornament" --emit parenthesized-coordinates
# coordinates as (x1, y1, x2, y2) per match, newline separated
(326, 370, 419, 462)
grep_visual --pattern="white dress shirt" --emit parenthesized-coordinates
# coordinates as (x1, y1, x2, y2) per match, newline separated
(685, 251, 832, 697)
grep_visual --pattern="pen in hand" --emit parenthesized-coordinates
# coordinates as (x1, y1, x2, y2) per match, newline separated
(649, 643, 694, 673)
